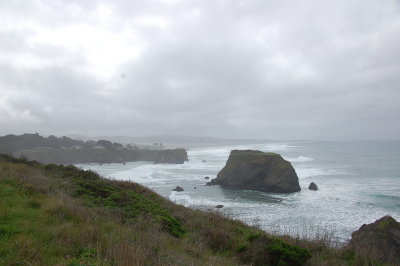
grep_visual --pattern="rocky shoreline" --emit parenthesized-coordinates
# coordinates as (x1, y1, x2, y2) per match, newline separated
(0, 133, 188, 165)
(14, 148, 188, 165)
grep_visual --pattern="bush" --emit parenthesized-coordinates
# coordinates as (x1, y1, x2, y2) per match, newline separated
(267, 238, 311, 266)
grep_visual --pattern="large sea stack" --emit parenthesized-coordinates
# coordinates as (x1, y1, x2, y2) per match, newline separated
(208, 150, 301, 193)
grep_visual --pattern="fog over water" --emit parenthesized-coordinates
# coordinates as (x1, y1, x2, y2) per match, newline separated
(1, 0, 400, 140)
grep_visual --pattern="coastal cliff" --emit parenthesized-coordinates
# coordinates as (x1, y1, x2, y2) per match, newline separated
(13, 148, 188, 165)
(0, 133, 188, 164)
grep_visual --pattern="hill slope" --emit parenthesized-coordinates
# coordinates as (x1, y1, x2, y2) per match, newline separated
(0, 155, 387, 265)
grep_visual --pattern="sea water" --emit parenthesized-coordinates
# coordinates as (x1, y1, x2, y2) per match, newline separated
(77, 141, 400, 243)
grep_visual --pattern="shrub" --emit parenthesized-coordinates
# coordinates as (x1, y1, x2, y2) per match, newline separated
(267, 238, 311, 266)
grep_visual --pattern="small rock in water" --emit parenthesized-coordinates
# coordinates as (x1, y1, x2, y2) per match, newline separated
(172, 186, 184, 192)
(194, 187, 197, 189)
(202, 160, 207, 163)
(205, 176, 210, 179)
(215, 205, 224, 208)
(308, 182, 318, 191)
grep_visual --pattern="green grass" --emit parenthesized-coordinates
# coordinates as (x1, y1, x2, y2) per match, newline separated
(0, 154, 392, 265)
(226, 150, 289, 169)
(228, 150, 281, 160)
(73, 178, 185, 237)
(376, 216, 397, 232)
(266, 238, 311, 266)
(0, 178, 97, 265)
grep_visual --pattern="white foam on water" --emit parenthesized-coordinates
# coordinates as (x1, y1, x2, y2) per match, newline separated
(169, 191, 266, 209)
(188, 142, 300, 159)
(169, 192, 217, 207)
(103, 161, 219, 185)
(105, 163, 175, 184)
(295, 167, 343, 179)
(108, 171, 171, 184)
(76, 141, 400, 243)
(261, 143, 300, 151)
(284, 156, 314, 163)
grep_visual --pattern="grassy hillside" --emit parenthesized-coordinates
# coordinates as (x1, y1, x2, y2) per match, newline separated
(0, 155, 385, 265)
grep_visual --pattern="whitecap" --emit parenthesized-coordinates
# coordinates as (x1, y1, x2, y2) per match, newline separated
(284, 156, 314, 163)
(262, 143, 305, 151)
(295, 167, 343, 179)
(169, 192, 221, 207)
(169, 191, 265, 209)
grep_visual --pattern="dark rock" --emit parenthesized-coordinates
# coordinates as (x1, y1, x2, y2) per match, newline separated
(202, 160, 207, 163)
(308, 182, 318, 191)
(209, 150, 301, 193)
(194, 187, 197, 189)
(205, 182, 213, 186)
(172, 186, 184, 192)
(215, 205, 224, 208)
(153, 149, 189, 164)
(205, 176, 210, 179)
(348, 215, 400, 265)
(13, 146, 188, 165)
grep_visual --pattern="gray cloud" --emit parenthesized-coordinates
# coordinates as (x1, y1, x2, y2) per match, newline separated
(0, 0, 399, 140)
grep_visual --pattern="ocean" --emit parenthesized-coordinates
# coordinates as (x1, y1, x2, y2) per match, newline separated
(77, 141, 400, 243)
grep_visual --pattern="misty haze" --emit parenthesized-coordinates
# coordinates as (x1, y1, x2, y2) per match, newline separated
(1, 1, 400, 265)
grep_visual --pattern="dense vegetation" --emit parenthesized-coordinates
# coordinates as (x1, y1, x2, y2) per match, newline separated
(0, 134, 187, 165)
(0, 154, 388, 265)
(0, 133, 101, 154)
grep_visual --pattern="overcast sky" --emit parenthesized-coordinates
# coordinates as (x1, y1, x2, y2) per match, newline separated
(0, 0, 399, 140)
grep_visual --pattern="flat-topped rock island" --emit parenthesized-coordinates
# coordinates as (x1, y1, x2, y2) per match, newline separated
(208, 150, 301, 193)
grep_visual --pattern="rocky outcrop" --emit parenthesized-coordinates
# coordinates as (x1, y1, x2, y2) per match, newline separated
(348, 215, 400, 265)
(208, 150, 301, 193)
(172, 186, 184, 192)
(153, 149, 188, 164)
(308, 182, 318, 191)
